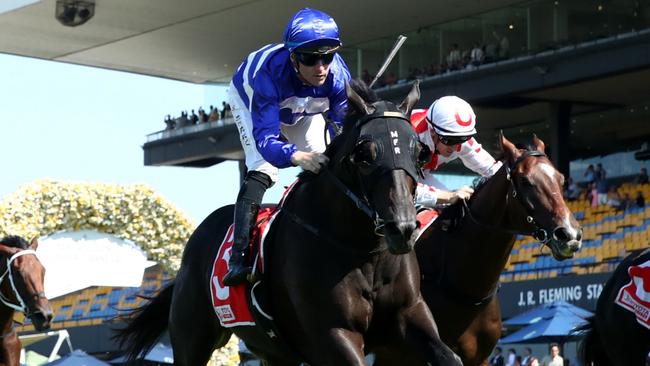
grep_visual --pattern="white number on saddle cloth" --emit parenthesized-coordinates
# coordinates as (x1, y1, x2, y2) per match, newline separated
(208, 205, 283, 328)
(210, 224, 255, 328)
(615, 260, 650, 330)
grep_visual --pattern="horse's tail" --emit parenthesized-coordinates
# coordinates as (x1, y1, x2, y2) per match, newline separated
(578, 317, 613, 366)
(112, 282, 174, 360)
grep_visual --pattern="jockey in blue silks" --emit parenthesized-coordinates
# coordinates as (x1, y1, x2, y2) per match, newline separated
(223, 8, 352, 286)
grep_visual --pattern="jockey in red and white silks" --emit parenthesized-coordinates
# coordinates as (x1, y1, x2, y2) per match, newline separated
(411, 96, 502, 207)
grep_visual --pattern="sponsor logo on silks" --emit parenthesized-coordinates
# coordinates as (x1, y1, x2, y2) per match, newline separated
(455, 110, 473, 127)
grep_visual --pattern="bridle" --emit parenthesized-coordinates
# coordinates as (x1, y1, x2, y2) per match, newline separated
(0, 249, 46, 316)
(462, 150, 556, 244)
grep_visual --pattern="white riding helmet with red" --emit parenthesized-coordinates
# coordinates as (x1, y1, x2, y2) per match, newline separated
(427, 96, 477, 142)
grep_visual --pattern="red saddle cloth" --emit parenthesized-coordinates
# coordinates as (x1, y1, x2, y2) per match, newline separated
(415, 208, 440, 241)
(209, 179, 298, 328)
(210, 207, 279, 328)
(615, 260, 650, 330)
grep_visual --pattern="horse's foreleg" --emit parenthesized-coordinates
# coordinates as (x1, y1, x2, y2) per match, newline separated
(0, 335, 21, 366)
(400, 300, 463, 366)
(303, 328, 368, 366)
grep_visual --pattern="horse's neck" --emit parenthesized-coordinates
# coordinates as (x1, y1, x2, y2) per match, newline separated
(444, 167, 518, 297)
(288, 172, 378, 244)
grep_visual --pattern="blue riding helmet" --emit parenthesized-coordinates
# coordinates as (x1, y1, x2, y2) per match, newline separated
(283, 8, 341, 54)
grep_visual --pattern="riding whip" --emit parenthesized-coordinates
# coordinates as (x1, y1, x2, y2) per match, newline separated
(369, 35, 407, 88)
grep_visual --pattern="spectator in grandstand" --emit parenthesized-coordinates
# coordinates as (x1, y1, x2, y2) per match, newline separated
(409, 96, 502, 207)
(223, 8, 351, 286)
(618, 192, 632, 211)
(176, 111, 190, 128)
(521, 347, 534, 366)
(190, 109, 199, 124)
(489, 346, 505, 366)
(164, 114, 174, 130)
(484, 41, 498, 63)
(564, 177, 579, 201)
(607, 187, 621, 208)
(527, 356, 539, 366)
(584, 164, 596, 185)
(208, 105, 220, 122)
(636, 167, 649, 184)
(198, 107, 208, 123)
(469, 42, 484, 67)
(596, 175, 609, 205)
(447, 43, 462, 70)
(506, 348, 517, 366)
(588, 182, 599, 207)
(636, 191, 646, 208)
(596, 162, 607, 180)
(541, 344, 563, 366)
(221, 101, 232, 119)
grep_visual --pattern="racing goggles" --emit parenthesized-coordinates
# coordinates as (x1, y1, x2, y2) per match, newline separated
(295, 52, 336, 66)
(438, 134, 471, 146)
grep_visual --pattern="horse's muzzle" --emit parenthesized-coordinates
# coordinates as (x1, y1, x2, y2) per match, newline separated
(30, 308, 53, 331)
(549, 226, 583, 259)
(383, 220, 419, 254)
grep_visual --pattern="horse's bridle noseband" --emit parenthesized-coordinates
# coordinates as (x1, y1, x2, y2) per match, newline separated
(0, 249, 46, 316)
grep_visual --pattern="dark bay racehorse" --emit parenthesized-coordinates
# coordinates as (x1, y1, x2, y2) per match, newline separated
(114, 81, 462, 366)
(0, 235, 53, 366)
(375, 134, 583, 365)
(580, 248, 650, 366)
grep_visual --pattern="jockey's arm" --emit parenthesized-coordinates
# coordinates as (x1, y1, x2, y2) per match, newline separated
(415, 174, 474, 207)
(458, 138, 503, 177)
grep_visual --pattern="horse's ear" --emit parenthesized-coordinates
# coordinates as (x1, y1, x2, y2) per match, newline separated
(346, 81, 375, 115)
(0, 243, 19, 257)
(531, 134, 546, 153)
(29, 237, 39, 250)
(398, 80, 420, 116)
(499, 131, 520, 162)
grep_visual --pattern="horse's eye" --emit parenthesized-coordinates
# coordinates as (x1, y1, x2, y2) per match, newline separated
(350, 141, 377, 166)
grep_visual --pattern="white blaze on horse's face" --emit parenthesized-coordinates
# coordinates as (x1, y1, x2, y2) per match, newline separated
(539, 162, 557, 182)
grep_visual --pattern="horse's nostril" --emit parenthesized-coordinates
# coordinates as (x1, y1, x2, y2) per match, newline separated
(553, 227, 571, 241)
(576, 228, 583, 241)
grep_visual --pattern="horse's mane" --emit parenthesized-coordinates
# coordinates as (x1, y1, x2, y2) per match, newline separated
(0, 235, 29, 249)
(297, 79, 378, 182)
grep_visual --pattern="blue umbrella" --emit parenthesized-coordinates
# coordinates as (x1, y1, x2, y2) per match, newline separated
(503, 300, 593, 326)
(45, 350, 110, 366)
(499, 313, 588, 344)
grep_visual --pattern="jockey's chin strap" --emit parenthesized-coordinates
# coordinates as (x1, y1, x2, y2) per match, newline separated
(0, 250, 42, 315)
(461, 150, 551, 244)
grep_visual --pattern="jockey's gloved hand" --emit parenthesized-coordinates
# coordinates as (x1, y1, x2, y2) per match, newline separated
(291, 151, 329, 173)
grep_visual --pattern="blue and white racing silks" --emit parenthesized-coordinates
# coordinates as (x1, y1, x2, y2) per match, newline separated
(232, 44, 351, 168)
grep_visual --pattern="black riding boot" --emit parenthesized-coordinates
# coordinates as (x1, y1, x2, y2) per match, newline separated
(223, 171, 272, 286)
